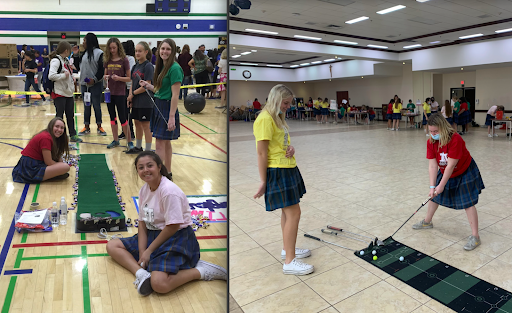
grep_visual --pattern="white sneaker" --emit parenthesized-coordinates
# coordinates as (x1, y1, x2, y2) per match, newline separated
(391, 128, 395, 131)
(488, 134, 493, 137)
(133, 269, 153, 296)
(281, 248, 311, 260)
(396, 128, 400, 131)
(195, 260, 227, 281)
(426, 134, 430, 136)
(282, 258, 314, 275)
(494, 133, 499, 137)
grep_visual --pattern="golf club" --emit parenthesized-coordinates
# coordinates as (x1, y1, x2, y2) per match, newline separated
(326, 225, 384, 246)
(391, 196, 432, 238)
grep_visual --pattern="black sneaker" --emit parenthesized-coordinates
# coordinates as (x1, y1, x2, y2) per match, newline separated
(125, 147, 143, 154)
(47, 173, 70, 181)
(118, 132, 126, 139)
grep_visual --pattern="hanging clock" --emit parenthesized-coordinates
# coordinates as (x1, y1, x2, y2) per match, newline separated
(242, 70, 251, 79)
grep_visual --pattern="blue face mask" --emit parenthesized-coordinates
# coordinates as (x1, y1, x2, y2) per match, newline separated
(431, 133, 440, 140)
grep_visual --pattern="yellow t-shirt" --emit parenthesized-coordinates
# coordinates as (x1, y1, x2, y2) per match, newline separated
(253, 111, 296, 168)
(423, 102, 431, 114)
(298, 102, 304, 108)
(393, 103, 402, 113)
(321, 101, 329, 109)
(313, 101, 320, 109)
(347, 107, 351, 113)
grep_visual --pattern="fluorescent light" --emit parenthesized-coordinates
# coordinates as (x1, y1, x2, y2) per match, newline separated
(300, 63, 310, 66)
(495, 28, 512, 33)
(377, 5, 406, 14)
(240, 52, 252, 55)
(245, 28, 278, 35)
(294, 35, 322, 40)
(231, 55, 241, 58)
(266, 64, 283, 67)
(334, 40, 358, 45)
(345, 16, 369, 24)
(240, 63, 258, 66)
(367, 44, 388, 49)
(311, 61, 322, 64)
(403, 44, 422, 49)
(324, 59, 335, 62)
(416, 0, 429, 2)
(290, 65, 299, 68)
(251, 50, 257, 52)
(459, 33, 483, 39)
(430, 41, 441, 44)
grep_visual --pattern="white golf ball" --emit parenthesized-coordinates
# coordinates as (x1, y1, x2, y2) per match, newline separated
(372, 250, 377, 255)
(360, 251, 364, 256)
(399, 256, 404, 262)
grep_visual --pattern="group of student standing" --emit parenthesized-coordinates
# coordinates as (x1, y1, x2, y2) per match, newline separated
(421, 96, 472, 136)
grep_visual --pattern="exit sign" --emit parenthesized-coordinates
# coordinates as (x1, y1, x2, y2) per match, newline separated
(461, 80, 464, 85)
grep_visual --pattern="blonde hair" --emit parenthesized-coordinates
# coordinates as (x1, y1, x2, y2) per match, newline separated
(262, 84, 293, 130)
(427, 113, 456, 147)
(103, 37, 126, 63)
(221, 49, 227, 59)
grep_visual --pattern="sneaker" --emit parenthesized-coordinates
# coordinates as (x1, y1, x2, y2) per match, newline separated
(78, 127, 90, 136)
(426, 134, 430, 137)
(118, 132, 126, 139)
(125, 147, 143, 154)
(494, 133, 499, 137)
(463, 235, 481, 251)
(391, 128, 395, 131)
(70, 135, 83, 143)
(412, 219, 433, 229)
(281, 248, 311, 260)
(47, 173, 70, 181)
(195, 260, 227, 281)
(127, 142, 135, 150)
(133, 270, 153, 296)
(282, 258, 314, 275)
(97, 127, 107, 136)
(107, 140, 120, 149)
(21, 103, 30, 107)
(488, 134, 493, 138)
(396, 128, 400, 131)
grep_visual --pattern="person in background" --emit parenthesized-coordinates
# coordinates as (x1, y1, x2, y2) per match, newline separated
(431, 96, 439, 114)
(406, 99, 416, 127)
(465, 100, 472, 134)
(42, 47, 50, 68)
(188, 49, 209, 96)
(441, 99, 453, 127)
(391, 97, 402, 131)
(216, 49, 227, 108)
(386, 98, 394, 130)
(151, 47, 157, 65)
(452, 95, 460, 131)
(368, 107, 376, 123)
(34, 50, 44, 91)
(423, 97, 432, 135)
(457, 97, 470, 135)
(71, 45, 81, 73)
(22, 51, 48, 106)
(177, 44, 193, 100)
(485, 105, 505, 137)
(119, 40, 136, 141)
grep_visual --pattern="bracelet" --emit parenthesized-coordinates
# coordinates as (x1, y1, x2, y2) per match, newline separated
(430, 186, 436, 189)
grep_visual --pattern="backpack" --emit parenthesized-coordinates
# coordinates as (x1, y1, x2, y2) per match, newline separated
(42, 57, 63, 94)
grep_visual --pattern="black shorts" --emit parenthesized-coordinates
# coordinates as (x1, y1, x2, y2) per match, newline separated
(131, 107, 153, 122)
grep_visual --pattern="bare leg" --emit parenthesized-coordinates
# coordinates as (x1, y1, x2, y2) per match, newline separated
(150, 270, 200, 294)
(424, 201, 439, 223)
(282, 204, 301, 264)
(42, 163, 70, 180)
(111, 123, 119, 141)
(155, 139, 166, 168)
(106, 238, 141, 275)
(220, 90, 226, 107)
(465, 206, 479, 237)
(123, 124, 131, 143)
(164, 140, 172, 173)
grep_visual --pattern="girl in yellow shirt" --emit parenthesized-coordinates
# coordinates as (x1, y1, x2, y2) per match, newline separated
(392, 98, 403, 131)
(321, 97, 329, 124)
(422, 97, 432, 135)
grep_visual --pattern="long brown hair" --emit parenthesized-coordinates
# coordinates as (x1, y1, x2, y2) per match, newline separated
(181, 44, 190, 55)
(49, 41, 71, 59)
(444, 100, 452, 118)
(134, 151, 170, 180)
(103, 37, 126, 63)
(137, 41, 152, 61)
(34, 117, 69, 161)
(153, 38, 177, 91)
(427, 113, 456, 148)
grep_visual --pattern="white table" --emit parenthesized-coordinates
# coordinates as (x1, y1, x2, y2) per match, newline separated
(403, 112, 421, 129)
(492, 119, 512, 140)
(5, 75, 26, 91)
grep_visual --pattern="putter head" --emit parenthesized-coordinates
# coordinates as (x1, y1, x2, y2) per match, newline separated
(375, 237, 385, 246)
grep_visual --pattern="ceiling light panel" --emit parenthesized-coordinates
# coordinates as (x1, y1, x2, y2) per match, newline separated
(377, 5, 406, 14)
(345, 16, 369, 24)
(334, 40, 358, 45)
(294, 35, 322, 40)
(245, 28, 278, 35)
(367, 44, 388, 49)
(459, 33, 483, 39)
(403, 44, 422, 49)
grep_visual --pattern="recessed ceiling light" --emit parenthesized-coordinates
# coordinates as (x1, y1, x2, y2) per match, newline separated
(403, 44, 422, 49)
(367, 44, 388, 49)
(245, 28, 279, 35)
(231, 55, 241, 58)
(240, 63, 258, 66)
(233, 47, 236, 49)
(361, 76, 364, 78)
(403, 62, 406, 64)
(251, 50, 257, 52)
(311, 61, 322, 64)
(267, 64, 283, 67)
(459, 33, 483, 39)
(377, 5, 406, 14)
(334, 40, 358, 45)
(345, 16, 369, 24)
(324, 59, 335, 62)
(290, 65, 299, 68)
(294, 35, 322, 40)
(495, 28, 512, 33)
(334, 56, 338, 59)
(461, 67, 464, 70)
(430, 41, 441, 44)
(300, 63, 310, 66)
(416, 0, 429, 2)
(240, 52, 252, 55)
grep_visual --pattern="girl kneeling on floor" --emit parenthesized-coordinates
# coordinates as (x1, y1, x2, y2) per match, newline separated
(12, 117, 70, 183)
(253, 84, 313, 276)
(412, 113, 484, 251)
(106, 151, 227, 296)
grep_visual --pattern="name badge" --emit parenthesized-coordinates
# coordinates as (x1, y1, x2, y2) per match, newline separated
(83, 92, 91, 103)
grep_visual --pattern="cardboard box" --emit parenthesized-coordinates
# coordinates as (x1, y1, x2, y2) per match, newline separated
(0, 44, 18, 74)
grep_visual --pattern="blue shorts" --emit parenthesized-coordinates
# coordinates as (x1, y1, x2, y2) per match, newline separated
(485, 114, 494, 126)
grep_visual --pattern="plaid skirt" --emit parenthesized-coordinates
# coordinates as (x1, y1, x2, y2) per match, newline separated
(422, 113, 431, 125)
(386, 113, 392, 120)
(150, 98, 180, 140)
(485, 114, 494, 126)
(120, 226, 200, 273)
(446, 117, 453, 124)
(432, 159, 485, 210)
(392, 113, 402, 120)
(453, 112, 459, 124)
(265, 167, 306, 211)
(12, 155, 46, 184)
(458, 111, 471, 125)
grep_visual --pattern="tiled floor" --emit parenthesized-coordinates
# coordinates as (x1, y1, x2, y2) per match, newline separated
(229, 118, 512, 313)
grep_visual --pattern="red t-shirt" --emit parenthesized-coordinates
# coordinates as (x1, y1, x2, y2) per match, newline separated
(387, 104, 393, 114)
(21, 131, 53, 161)
(460, 102, 468, 112)
(426, 132, 471, 178)
(253, 101, 261, 110)
(369, 109, 375, 115)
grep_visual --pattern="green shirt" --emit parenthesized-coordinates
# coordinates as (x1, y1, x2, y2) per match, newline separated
(467, 101, 471, 110)
(407, 103, 415, 112)
(339, 107, 345, 116)
(454, 101, 460, 113)
(193, 56, 207, 74)
(154, 62, 184, 101)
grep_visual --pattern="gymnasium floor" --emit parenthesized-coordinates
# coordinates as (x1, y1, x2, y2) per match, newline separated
(229, 117, 512, 313)
(0, 94, 227, 313)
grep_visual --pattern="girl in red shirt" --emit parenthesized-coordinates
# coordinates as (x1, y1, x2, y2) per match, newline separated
(412, 114, 484, 251)
(457, 97, 471, 135)
(12, 117, 71, 183)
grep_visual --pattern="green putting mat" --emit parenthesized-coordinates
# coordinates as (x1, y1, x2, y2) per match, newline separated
(76, 154, 126, 232)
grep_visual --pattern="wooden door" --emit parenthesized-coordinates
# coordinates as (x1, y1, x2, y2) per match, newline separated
(337, 91, 349, 106)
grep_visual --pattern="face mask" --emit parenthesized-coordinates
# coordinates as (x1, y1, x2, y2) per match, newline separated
(431, 133, 440, 140)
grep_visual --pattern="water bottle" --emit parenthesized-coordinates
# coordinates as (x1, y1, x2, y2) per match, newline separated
(104, 87, 111, 103)
(51, 201, 59, 227)
(60, 197, 67, 225)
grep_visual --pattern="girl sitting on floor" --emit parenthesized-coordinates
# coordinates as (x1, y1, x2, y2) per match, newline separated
(106, 151, 227, 296)
(12, 117, 70, 183)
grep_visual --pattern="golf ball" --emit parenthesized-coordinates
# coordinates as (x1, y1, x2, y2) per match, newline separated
(399, 256, 404, 262)
(360, 251, 364, 256)
(373, 256, 378, 261)
(372, 250, 377, 255)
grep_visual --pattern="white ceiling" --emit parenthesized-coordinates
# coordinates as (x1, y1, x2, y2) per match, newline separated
(229, 45, 347, 65)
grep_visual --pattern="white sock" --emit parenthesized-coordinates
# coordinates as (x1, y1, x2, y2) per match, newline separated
(136, 268, 148, 278)
(195, 262, 205, 279)
(145, 142, 152, 151)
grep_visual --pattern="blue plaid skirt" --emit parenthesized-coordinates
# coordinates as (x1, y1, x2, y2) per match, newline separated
(321, 108, 329, 115)
(265, 167, 306, 211)
(369, 114, 375, 121)
(120, 226, 200, 273)
(150, 98, 180, 140)
(386, 113, 392, 120)
(12, 155, 46, 184)
(313, 108, 320, 115)
(432, 159, 485, 210)
(458, 110, 471, 125)
(422, 113, 431, 125)
(392, 113, 402, 120)
(446, 117, 453, 124)
(453, 112, 459, 124)
(485, 114, 494, 126)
